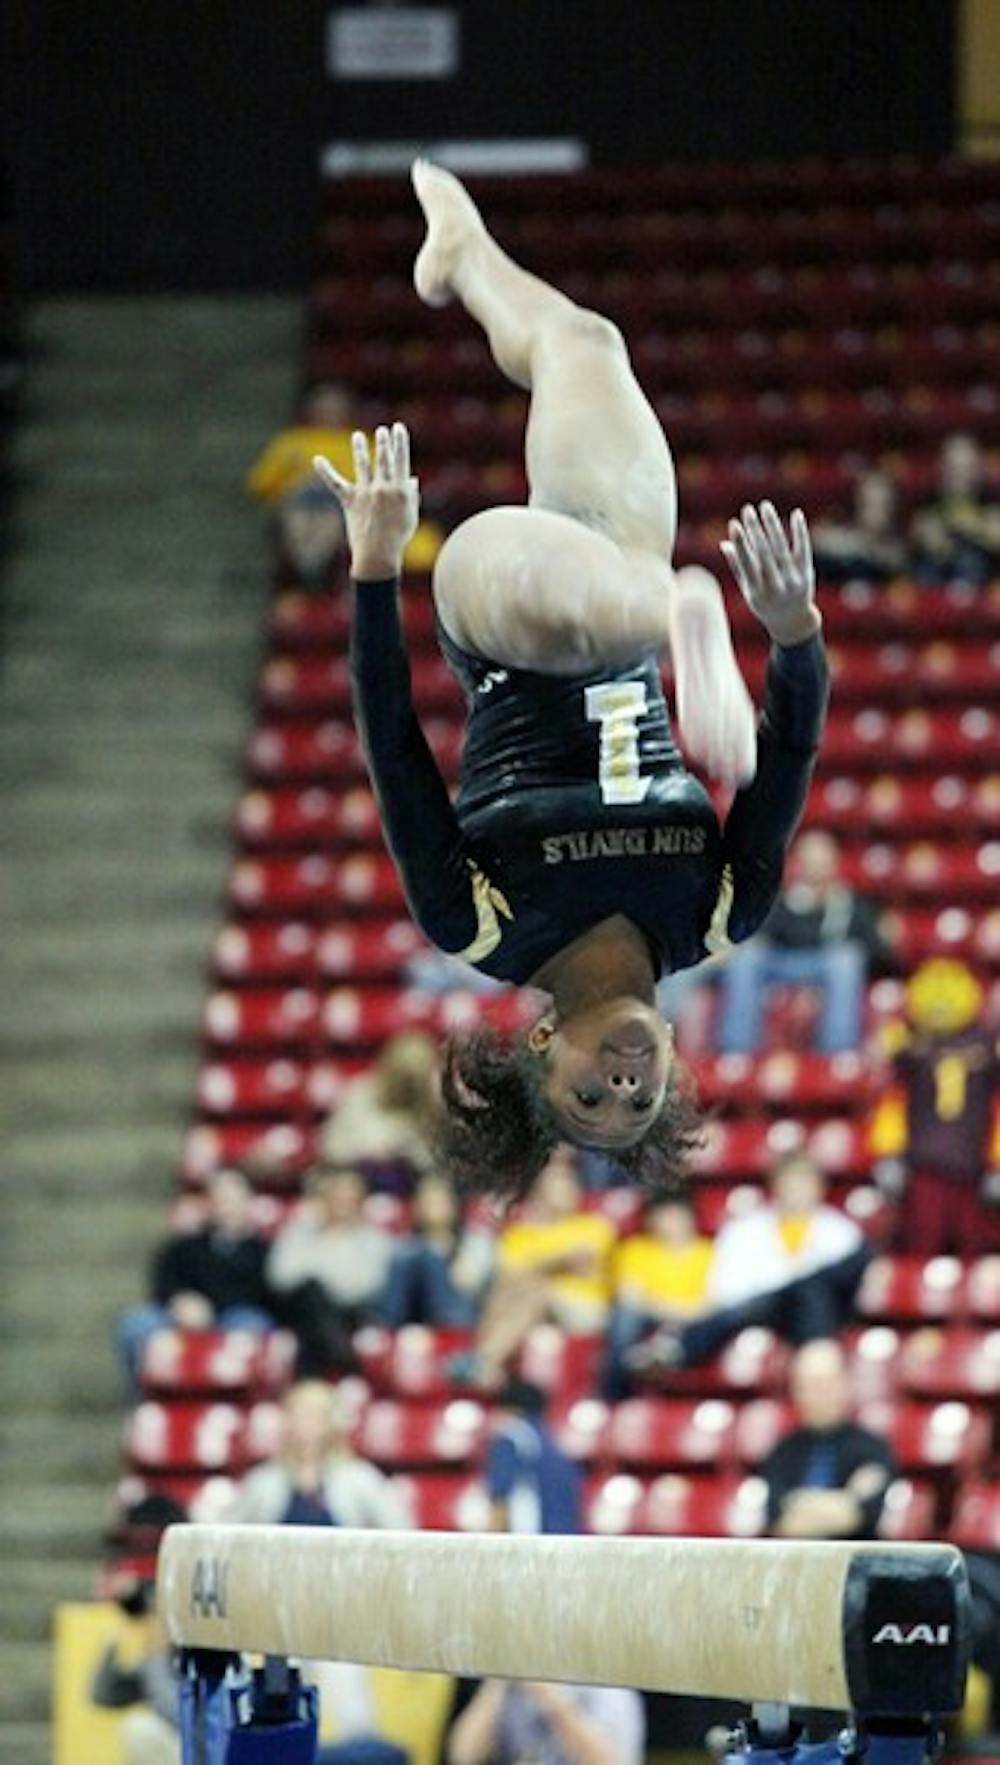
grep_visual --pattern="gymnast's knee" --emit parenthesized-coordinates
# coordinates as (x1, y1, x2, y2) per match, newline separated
(543, 308, 627, 360)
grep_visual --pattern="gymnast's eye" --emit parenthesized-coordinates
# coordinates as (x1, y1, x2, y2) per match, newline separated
(631, 1095, 655, 1114)
(574, 1089, 603, 1109)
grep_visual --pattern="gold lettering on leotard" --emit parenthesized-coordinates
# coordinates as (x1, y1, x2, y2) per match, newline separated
(704, 862, 735, 954)
(457, 862, 514, 963)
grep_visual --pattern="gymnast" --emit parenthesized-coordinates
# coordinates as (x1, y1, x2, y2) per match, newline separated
(314, 162, 829, 1197)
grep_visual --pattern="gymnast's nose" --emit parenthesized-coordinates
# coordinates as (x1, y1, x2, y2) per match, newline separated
(608, 1069, 642, 1092)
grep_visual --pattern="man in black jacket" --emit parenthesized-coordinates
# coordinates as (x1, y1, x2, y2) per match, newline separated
(115, 1168, 274, 1397)
(760, 1338, 896, 1540)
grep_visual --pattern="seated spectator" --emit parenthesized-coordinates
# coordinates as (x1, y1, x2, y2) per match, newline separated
(486, 1379, 583, 1535)
(382, 1172, 494, 1327)
(115, 1168, 273, 1398)
(602, 1189, 714, 1398)
(248, 381, 442, 586)
(225, 1380, 405, 1528)
(267, 1166, 394, 1372)
(455, 1149, 615, 1388)
(812, 469, 906, 584)
(717, 828, 894, 1054)
(448, 1678, 644, 1765)
(225, 1381, 408, 1761)
(321, 1032, 441, 1190)
(760, 1340, 896, 1540)
(910, 431, 1000, 587)
(871, 957, 1000, 1256)
(627, 1150, 868, 1377)
(90, 1570, 178, 1765)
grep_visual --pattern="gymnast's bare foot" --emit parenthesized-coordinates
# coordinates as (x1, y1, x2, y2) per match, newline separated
(671, 566, 757, 788)
(412, 159, 487, 308)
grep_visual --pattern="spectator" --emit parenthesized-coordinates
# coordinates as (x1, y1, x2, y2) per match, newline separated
(90, 1572, 178, 1765)
(248, 382, 442, 585)
(871, 958, 1000, 1256)
(454, 1149, 615, 1388)
(382, 1172, 494, 1327)
(910, 432, 1000, 587)
(717, 828, 894, 1054)
(225, 1381, 408, 1760)
(812, 469, 906, 585)
(248, 382, 358, 507)
(760, 1340, 896, 1540)
(627, 1150, 868, 1377)
(225, 1380, 406, 1528)
(602, 1189, 714, 1398)
(321, 1032, 441, 1190)
(448, 1678, 644, 1765)
(486, 1378, 583, 1535)
(115, 1168, 273, 1398)
(267, 1166, 394, 1371)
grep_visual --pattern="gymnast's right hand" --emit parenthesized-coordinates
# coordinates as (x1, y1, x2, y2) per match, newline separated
(313, 422, 419, 581)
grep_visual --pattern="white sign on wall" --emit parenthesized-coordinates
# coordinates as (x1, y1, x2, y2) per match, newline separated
(328, 8, 459, 81)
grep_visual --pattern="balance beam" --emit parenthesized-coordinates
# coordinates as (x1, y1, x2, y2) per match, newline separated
(157, 1526, 970, 1717)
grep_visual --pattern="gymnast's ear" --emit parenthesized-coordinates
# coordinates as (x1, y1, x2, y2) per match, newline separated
(526, 1017, 556, 1055)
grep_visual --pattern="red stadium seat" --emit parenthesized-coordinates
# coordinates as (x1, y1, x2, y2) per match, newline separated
(138, 1330, 296, 1400)
(638, 1327, 790, 1400)
(212, 923, 319, 984)
(967, 1256, 1000, 1323)
(197, 1059, 310, 1118)
(605, 1397, 738, 1471)
(588, 1465, 820, 1536)
(949, 1479, 1000, 1551)
(354, 1325, 476, 1400)
(203, 988, 321, 1049)
(517, 1327, 604, 1402)
(354, 1398, 489, 1470)
(125, 1402, 248, 1475)
(899, 1328, 1000, 1402)
(877, 1479, 937, 1542)
(857, 1400, 993, 1474)
(638, 1473, 769, 1538)
(551, 1397, 611, 1463)
(857, 1256, 968, 1324)
(392, 1472, 493, 1531)
(181, 1122, 316, 1185)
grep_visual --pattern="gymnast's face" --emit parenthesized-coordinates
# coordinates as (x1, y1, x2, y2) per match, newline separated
(530, 1000, 674, 1152)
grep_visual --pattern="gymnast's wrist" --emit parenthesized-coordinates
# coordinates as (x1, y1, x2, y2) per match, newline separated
(767, 604, 823, 648)
(350, 550, 403, 583)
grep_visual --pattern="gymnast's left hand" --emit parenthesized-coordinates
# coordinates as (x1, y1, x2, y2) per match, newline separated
(313, 421, 420, 581)
(721, 501, 822, 647)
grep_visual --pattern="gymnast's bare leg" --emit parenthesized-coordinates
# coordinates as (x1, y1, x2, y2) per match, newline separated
(413, 160, 756, 786)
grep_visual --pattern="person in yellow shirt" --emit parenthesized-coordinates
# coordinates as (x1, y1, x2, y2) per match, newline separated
(249, 382, 442, 586)
(453, 1148, 615, 1388)
(601, 1188, 713, 1397)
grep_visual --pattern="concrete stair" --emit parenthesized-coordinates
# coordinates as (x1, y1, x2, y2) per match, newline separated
(0, 295, 298, 1760)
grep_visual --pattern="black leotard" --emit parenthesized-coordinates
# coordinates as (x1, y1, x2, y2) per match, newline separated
(350, 578, 829, 984)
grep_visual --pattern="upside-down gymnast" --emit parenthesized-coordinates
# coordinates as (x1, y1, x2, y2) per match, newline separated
(314, 162, 829, 1197)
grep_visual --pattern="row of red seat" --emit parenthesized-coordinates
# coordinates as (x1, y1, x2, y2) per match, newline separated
(296, 387, 1000, 458)
(237, 779, 1000, 854)
(249, 707, 998, 787)
(312, 265, 1000, 343)
(321, 158, 1000, 214)
(320, 206, 1000, 272)
(316, 326, 1000, 396)
(221, 847, 999, 928)
(122, 1462, 998, 1548)
(124, 1390, 997, 1486)
(271, 582, 1000, 651)
(257, 643, 1000, 718)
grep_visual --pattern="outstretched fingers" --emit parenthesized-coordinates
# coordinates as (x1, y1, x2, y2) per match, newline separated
(790, 506, 813, 580)
(392, 420, 411, 481)
(312, 454, 354, 504)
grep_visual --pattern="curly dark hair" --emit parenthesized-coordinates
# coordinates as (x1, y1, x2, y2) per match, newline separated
(436, 1026, 703, 1203)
